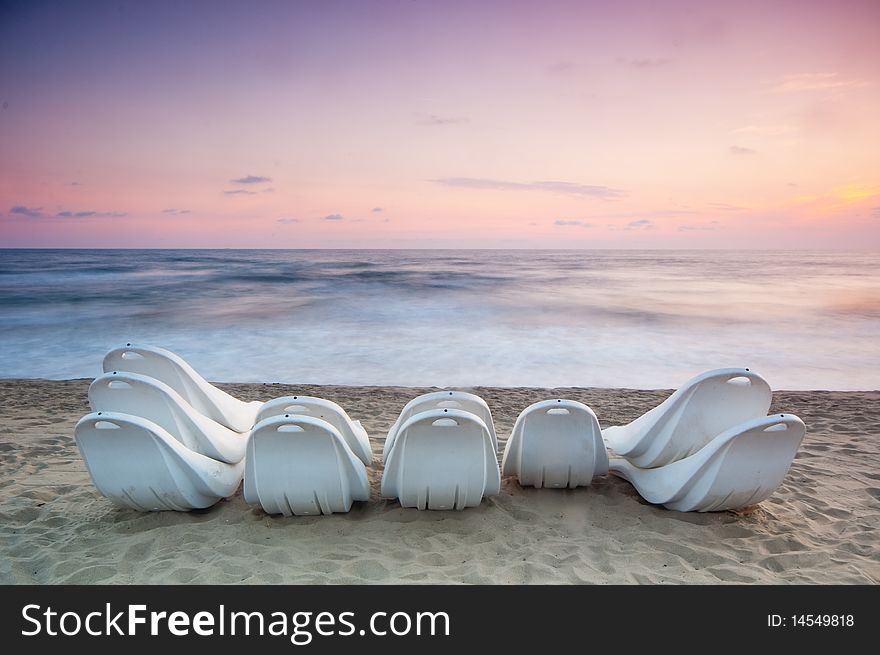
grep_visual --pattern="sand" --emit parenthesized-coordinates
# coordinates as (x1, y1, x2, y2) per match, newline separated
(0, 379, 878, 585)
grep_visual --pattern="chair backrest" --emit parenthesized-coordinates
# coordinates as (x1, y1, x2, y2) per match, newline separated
(103, 344, 245, 428)
(384, 391, 497, 461)
(255, 395, 372, 465)
(89, 371, 243, 463)
(670, 414, 805, 511)
(381, 408, 500, 510)
(503, 399, 608, 488)
(74, 412, 209, 511)
(623, 368, 771, 467)
(244, 414, 368, 515)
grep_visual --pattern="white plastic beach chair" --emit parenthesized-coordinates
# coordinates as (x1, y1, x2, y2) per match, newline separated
(74, 412, 244, 511)
(243, 414, 370, 516)
(381, 408, 500, 510)
(602, 368, 771, 468)
(383, 390, 497, 462)
(103, 344, 263, 432)
(609, 413, 805, 512)
(501, 399, 609, 488)
(89, 371, 246, 464)
(255, 395, 372, 466)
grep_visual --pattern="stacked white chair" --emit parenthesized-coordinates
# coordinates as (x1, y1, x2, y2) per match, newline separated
(609, 414, 806, 512)
(88, 371, 247, 463)
(75, 412, 244, 511)
(602, 368, 772, 468)
(74, 345, 256, 511)
(255, 395, 372, 466)
(243, 413, 371, 516)
(383, 390, 497, 462)
(502, 399, 608, 489)
(381, 394, 500, 510)
(603, 368, 806, 512)
(103, 343, 263, 432)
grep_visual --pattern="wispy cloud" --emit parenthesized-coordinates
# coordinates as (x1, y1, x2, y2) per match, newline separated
(323, 213, 345, 221)
(626, 219, 654, 230)
(872, 206, 880, 217)
(708, 202, 746, 211)
(162, 208, 191, 215)
(554, 219, 592, 227)
(223, 189, 257, 196)
(57, 211, 95, 217)
(10, 205, 43, 217)
(432, 177, 624, 199)
(68, 181, 82, 186)
(262, 187, 275, 194)
(729, 145, 756, 155)
(419, 114, 469, 126)
(277, 217, 300, 224)
(230, 175, 272, 184)
(678, 221, 720, 231)
(772, 73, 870, 94)
(371, 207, 383, 213)
(56, 209, 127, 218)
(617, 57, 671, 69)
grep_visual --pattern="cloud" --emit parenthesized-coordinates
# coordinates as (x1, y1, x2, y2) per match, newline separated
(56, 210, 127, 218)
(371, 207, 383, 213)
(729, 145, 756, 155)
(277, 217, 300, 224)
(230, 175, 272, 184)
(162, 208, 191, 215)
(223, 189, 257, 195)
(772, 73, 870, 94)
(10, 205, 43, 217)
(872, 207, 880, 217)
(678, 222, 719, 231)
(554, 219, 592, 227)
(419, 114, 469, 126)
(432, 177, 624, 199)
(262, 187, 276, 194)
(626, 219, 654, 230)
(323, 213, 344, 221)
(708, 202, 746, 211)
(57, 211, 93, 217)
(617, 57, 671, 69)
(68, 181, 82, 186)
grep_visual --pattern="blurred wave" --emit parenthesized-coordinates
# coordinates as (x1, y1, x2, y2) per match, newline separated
(0, 249, 877, 389)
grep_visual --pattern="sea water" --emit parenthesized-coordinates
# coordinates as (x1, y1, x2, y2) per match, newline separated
(0, 249, 877, 389)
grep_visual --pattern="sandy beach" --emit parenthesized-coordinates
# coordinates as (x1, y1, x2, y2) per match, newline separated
(1, 379, 877, 585)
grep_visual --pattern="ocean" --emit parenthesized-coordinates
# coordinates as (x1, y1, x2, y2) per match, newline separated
(0, 249, 877, 390)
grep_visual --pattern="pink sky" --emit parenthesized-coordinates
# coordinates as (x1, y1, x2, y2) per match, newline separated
(1, 0, 878, 248)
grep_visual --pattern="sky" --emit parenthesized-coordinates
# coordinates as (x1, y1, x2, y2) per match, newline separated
(1, 0, 879, 248)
